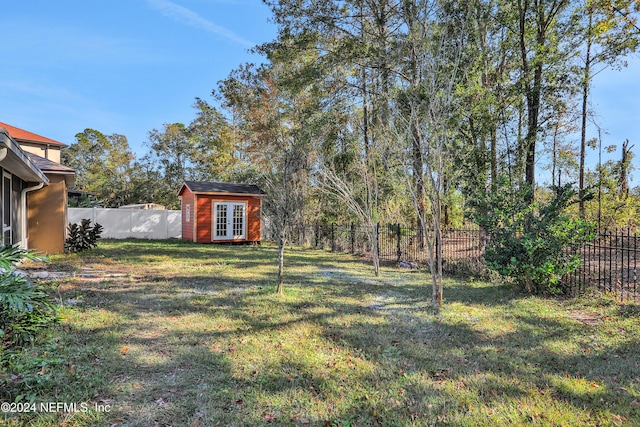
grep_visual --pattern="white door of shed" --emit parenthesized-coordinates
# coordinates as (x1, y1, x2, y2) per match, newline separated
(212, 202, 246, 240)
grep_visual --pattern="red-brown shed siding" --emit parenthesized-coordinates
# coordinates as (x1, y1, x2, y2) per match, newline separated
(247, 199, 261, 242)
(181, 187, 195, 242)
(196, 195, 213, 242)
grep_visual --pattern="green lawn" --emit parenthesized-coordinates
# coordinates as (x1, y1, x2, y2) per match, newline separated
(1, 239, 639, 426)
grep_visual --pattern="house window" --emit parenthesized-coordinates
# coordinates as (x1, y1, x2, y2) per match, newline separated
(185, 204, 191, 222)
(2, 172, 11, 247)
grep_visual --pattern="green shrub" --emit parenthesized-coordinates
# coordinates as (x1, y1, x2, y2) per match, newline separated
(65, 219, 103, 253)
(0, 246, 57, 355)
(471, 178, 595, 295)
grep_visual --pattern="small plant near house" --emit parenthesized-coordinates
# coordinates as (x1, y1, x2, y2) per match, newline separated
(0, 245, 56, 356)
(65, 219, 103, 253)
(471, 177, 595, 295)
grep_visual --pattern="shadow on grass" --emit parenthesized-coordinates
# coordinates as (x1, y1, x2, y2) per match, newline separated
(444, 280, 525, 305)
(11, 239, 639, 426)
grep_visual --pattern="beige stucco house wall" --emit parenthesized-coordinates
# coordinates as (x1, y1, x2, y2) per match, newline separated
(0, 122, 75, 254)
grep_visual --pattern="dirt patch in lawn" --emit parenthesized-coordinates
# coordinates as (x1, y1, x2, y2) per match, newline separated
(568, 310, 602, 325)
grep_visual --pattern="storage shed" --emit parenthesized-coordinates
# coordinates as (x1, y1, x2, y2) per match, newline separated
(178, 181, 265, 243)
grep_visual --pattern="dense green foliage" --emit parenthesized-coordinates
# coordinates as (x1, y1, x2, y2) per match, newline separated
(62, 129, 137, 208)
(61, 99, 239, 209)
(65, 219, 103, 253)
(0, 246, 56, 355)
(472, 178, 596, 294)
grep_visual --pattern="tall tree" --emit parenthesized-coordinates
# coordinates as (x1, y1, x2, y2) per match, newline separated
(576, 0, 639, 216)
(189, 98, 238, 181)
(146, 123, 197, 208)
(63, 129, 136, 207)
(263, 0, 403, 273)
(455, 0, 501, 189)
(219, 58, 311, 294)
(507, 0, 575, 196)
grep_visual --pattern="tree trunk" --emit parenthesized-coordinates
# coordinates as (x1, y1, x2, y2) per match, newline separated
(371, 223, 380, 277)
(412, 118, 426, 249)
(518, 0, 541, 199)
(403, 0, 426, 250)
(276, 231, 285, 294)
(552, 120, 559, 186)
(362, 77, 370, 157)
(432, 192, 443, 311)
(620, 139, 633, 200)
(524, 63, 542, 197)
(490, 127, 498, 188)
(579, 11, 593, 217)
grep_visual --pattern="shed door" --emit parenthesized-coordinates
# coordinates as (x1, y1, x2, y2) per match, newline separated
(213, 202, 246, 241)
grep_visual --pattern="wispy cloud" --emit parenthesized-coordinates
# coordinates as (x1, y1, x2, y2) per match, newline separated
(146, 0, 255, 47)
(0, 21, 161, 66)
(0, 80, 86, 103)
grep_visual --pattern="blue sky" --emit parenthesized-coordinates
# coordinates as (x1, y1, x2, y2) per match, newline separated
(0, 0, 276, 154)
(0, 1, 638, 184)
(587, 56, 640, 166)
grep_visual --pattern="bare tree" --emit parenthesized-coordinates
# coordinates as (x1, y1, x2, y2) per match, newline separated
(319, 159, 383, 276)
(394, 0, 471, 310)
(219, 60, 311, 294)
(262, 150, 308, 294)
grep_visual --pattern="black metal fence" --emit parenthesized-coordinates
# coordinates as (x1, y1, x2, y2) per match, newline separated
(300, 223, 639, 302)
(306, 223, 486, 276)
(565, 230, 640, 302)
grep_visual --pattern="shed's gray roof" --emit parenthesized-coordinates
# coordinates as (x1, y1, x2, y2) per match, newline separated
(181, 180, 265, 196)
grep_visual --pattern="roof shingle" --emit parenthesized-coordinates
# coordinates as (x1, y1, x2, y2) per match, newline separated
(25, 153, 75, 175)
(0, 122, 66, 147)
(181, 180, 265, 196)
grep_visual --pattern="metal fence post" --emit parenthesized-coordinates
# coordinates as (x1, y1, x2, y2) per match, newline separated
(350, 222, 355, 254)
(396, 223, 402, 263)
(331, 223, 335, 252)
(376, 222, 380, 257)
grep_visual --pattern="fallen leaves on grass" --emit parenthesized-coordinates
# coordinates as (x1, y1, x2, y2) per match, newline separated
(290, 414, 310, 424)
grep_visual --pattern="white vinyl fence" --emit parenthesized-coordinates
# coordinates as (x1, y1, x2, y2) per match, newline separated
(68, 208, 182, 240)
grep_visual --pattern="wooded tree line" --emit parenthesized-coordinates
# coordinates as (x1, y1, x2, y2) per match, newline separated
(63, 0, 639, 301)
(63, 98, 237, 209)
